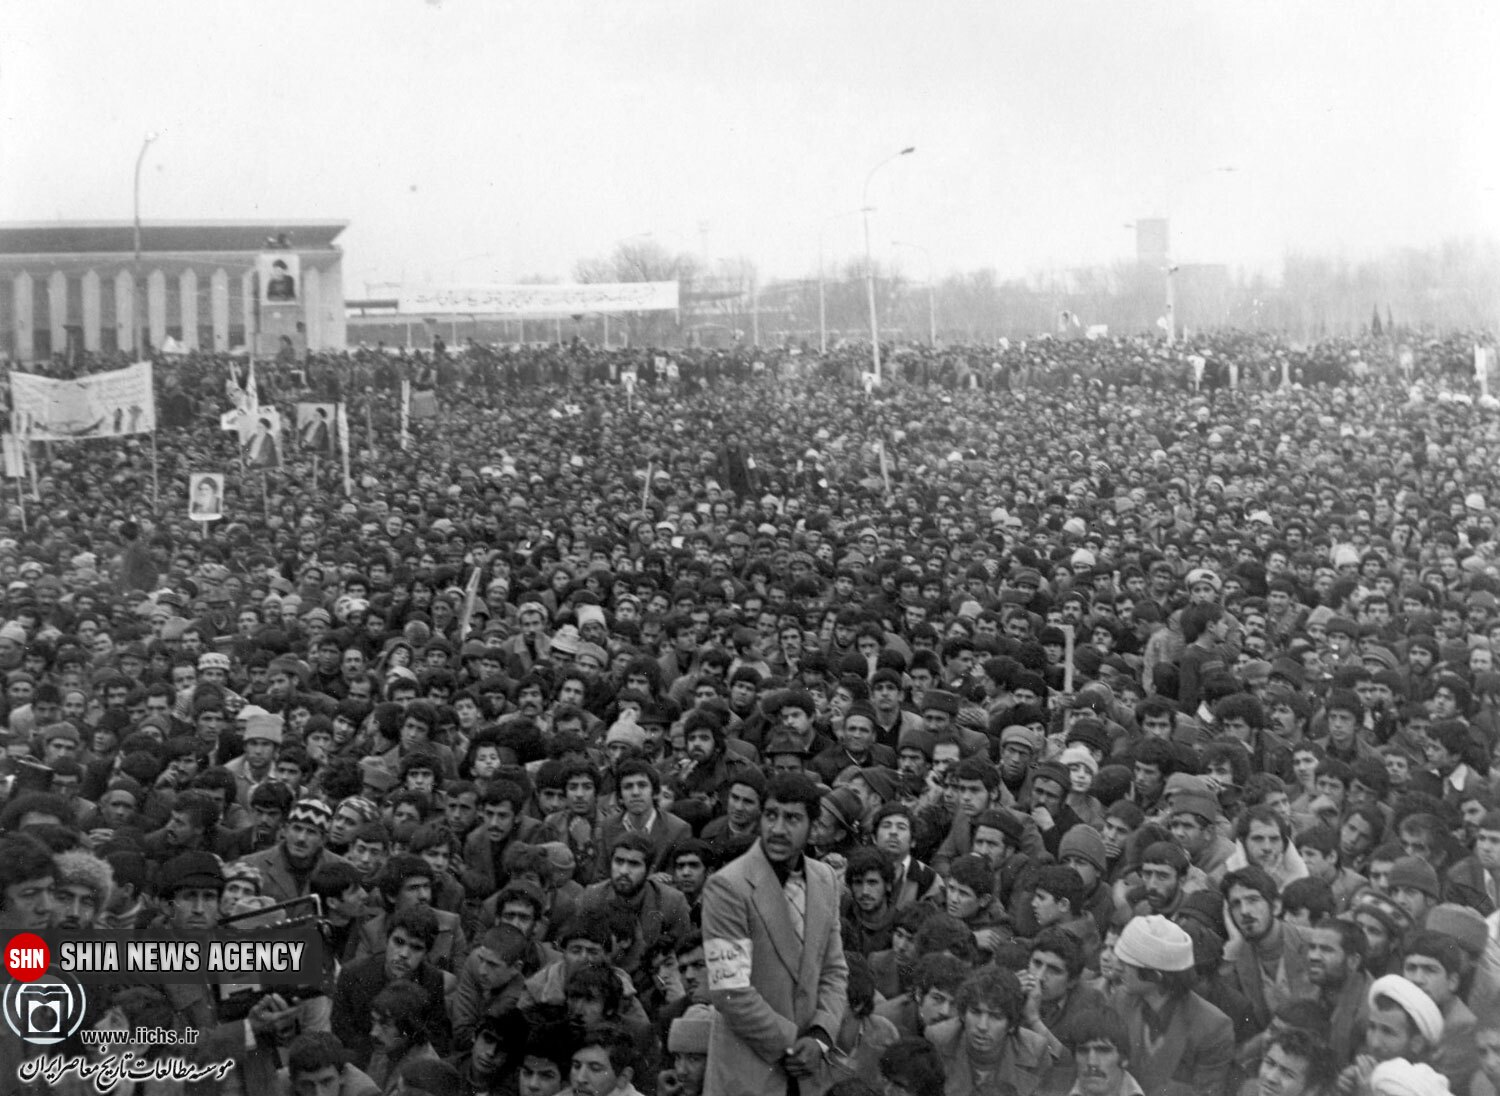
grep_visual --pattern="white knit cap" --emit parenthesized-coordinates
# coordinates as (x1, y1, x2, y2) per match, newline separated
(668, 1004, 714, 1054)
(1369, 1059, 1450, 1096)
(1368, 975, 1444, 1047)
(1113, 915, 1193, 972)
(1059, 745, 1100, 776)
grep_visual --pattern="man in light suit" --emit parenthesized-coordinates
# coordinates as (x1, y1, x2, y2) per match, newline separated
(702, 773, 848, 1096)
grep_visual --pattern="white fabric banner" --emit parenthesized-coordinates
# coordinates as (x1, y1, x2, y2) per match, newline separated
(10, 362, 156, 440)
(399, 281, 679, 316)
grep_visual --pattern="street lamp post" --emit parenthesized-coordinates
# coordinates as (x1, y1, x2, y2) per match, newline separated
(862, 146, 914, 383)
(132, 132, 159, 360)
(1164, 264, 1179, 346)
(818, 209, 860, 355)
(892, 240, 935, 346)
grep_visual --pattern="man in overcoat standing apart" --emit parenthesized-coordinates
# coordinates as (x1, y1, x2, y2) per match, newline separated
(702, 772, 849, 1096)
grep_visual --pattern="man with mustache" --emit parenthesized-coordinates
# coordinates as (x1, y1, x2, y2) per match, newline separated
(1065, 1009, 1142, 1096)
(701, 773, 847, 1096)
(1223, 866, 1315, 1031)
(1305, 918, 1372, 1067)
(925, 966, 1060, 1095)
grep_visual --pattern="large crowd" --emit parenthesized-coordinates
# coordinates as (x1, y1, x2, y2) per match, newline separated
(3, 328, 1500, 1096)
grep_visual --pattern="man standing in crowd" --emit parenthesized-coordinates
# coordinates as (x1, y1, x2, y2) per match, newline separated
(702, 773, 847, 1096)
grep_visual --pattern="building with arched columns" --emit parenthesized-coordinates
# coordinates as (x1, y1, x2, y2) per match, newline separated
(0, 221, 347, 361)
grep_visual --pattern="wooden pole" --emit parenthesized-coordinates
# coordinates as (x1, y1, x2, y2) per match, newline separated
(150, 431, 159, 511)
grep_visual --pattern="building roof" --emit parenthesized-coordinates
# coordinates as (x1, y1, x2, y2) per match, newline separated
(0, 221, 347, 256)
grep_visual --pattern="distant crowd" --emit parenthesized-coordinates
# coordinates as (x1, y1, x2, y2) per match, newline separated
(0, 330, 1498, 1096)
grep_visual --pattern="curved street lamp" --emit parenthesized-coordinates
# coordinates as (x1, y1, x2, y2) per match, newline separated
(862, 146, 914, 382)
(132, 132, 159, 359)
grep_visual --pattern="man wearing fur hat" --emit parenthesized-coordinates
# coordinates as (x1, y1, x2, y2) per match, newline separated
(51, 848, 112, 931)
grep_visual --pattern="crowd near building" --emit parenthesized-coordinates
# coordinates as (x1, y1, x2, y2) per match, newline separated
(2, 322, 1500, 1096)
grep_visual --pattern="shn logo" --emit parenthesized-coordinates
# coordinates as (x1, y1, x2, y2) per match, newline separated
(3, 973, 86, 1046)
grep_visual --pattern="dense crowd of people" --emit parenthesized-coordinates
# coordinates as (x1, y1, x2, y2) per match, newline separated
(3, 328, 1500, 1096)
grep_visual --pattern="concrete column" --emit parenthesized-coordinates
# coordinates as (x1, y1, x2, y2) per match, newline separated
(81, 270, 102, 352)
(147, 269, 167, 349)
(13, 273, 33, 361)
(211, 268, 230, 352)
(180, 269, 199, 350)
(241, 270, 255, 346)
(114, 270, 135, 356)
(303, 266, 321, 350)
(321, 257, 346, 349)
(48, 271, 67, 356)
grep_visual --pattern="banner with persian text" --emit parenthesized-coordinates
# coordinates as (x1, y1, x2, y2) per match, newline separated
(398, 281, 679, 316)
(10, 363, 156, 441)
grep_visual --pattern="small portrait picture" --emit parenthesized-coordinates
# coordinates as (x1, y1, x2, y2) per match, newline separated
(258, 252, 300, 304)
(243, 410, 283, 469)
(295, 402, 337, 456)
(189, 473, 224, 521)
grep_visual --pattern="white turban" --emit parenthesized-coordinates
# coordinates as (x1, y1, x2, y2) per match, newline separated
(1367, 975, 1444, 1047)
(1369, 1059, 1450, 1096)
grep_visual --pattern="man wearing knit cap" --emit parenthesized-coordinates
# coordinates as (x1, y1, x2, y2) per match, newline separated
(604, 715, 648, 765)
(227, 707, 283, 806)
(1387, 856, 1442, 926)
(894, 725, 937, 793)
(810, 701, 892, 785)
(234, 797, 351, 904)
(158, 850, 226, 932)
(1056, 824, 1115, 935)
(920, 688, 988, 759)
(1169, 788, 1236, 884)
(1027, 761, 1081, 858)
(997, 725, 1043, 798)
(1112, 914, 1235, 1096)
(661, 1003, 714, 1096)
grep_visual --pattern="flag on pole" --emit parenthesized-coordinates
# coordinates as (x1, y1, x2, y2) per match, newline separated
(2, 431, 24, 480)
(455, 566, 482, 642)
(400, 380, 411, 452)
(877, 440, 891, 498)
(221, 360, 258, 432)
(336, 402, 353, 496)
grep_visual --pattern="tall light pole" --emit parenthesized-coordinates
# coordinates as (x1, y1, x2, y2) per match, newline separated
(862, 146, 914, 382)
(817, 209, 860, 355)
(892, 240, 935, 346)
(1130, 166, 1236, 345)
(132, 132, 159, 360)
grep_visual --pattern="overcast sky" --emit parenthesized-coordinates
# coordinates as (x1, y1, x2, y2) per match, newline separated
(4, 1, 1497, 292)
